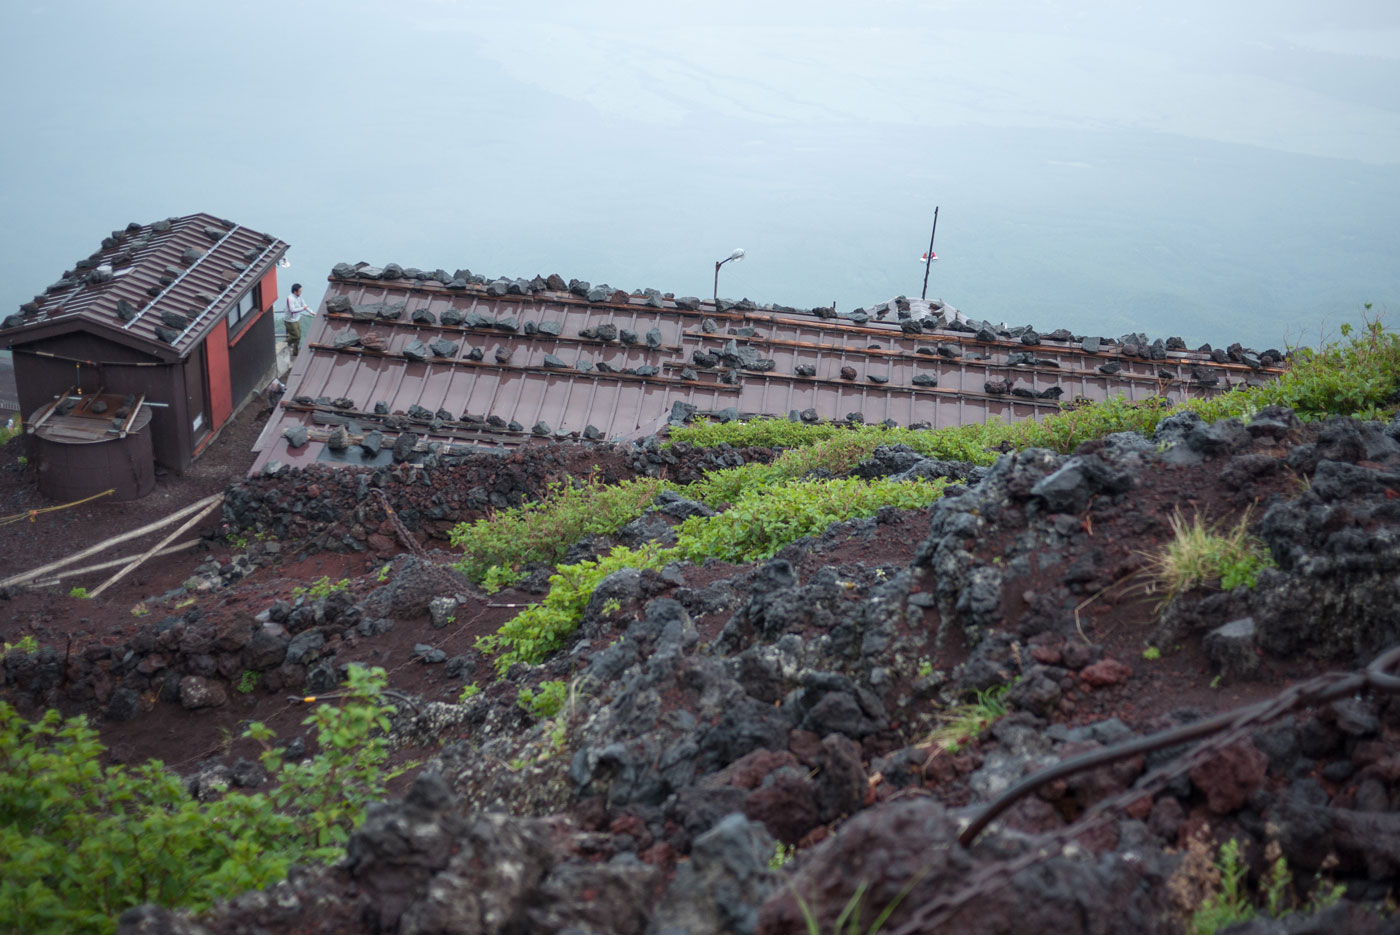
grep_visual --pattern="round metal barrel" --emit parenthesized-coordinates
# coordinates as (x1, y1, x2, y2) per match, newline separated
(30, 401, 155, 501)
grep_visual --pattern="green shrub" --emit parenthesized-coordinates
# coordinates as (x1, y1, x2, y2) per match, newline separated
(1001, 394, 1177, 453)
(0, 665, 395, 935)
(477, 477, 947, 673)
(669, 420, 998, 468)
(476, 544, 670, 673)
(517, 680, 569, 719)
(450, 476, 673, 584)
(667, 418, 844, 450)
(2, 635, 38, 655)
(1233, 318, 1400, 421)
(675, 477, 947, 564)
(291, 576, 349, 601)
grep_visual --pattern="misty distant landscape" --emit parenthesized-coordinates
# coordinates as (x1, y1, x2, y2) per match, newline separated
(2, 0, 1396, 351)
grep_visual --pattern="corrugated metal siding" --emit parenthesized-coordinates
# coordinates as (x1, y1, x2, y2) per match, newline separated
(251, 276, 1284, 473)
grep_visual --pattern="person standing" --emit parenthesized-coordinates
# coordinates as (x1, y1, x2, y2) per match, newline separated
(283, 283, 314, 358)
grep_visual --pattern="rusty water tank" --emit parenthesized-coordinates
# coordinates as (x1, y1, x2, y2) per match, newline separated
(29, 393, 155, 501)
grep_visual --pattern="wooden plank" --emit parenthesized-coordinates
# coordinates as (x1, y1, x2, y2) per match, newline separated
(26, 540, 200, 587)
(90, 496, 224, 598)
(118, 393, 146, 437)
(25, 387, 73, 433)
(0, 492, 224, 588)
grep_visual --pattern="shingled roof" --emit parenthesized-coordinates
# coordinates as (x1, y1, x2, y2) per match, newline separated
(0, 213, 288, 359)
(249, 263, 1285, 473)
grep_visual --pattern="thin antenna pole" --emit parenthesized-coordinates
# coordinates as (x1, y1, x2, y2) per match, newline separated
(920, 206, 940, 300)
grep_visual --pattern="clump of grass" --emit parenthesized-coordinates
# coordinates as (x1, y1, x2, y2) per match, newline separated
(1146, 509, 1275, 608)
(922, 684, 1011, 753)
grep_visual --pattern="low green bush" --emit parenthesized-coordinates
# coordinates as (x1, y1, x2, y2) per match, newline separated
(291, 576, 349, 601)
(477, 477, 947, 673)
(675, 476, 947, 564)
(517, 680, 569, 719)
(1001, 394, 1176, 452)
(668, 419, 998, 466)
(0, 665, 396, 935)
(476, 544, 669, 673)
(451, 476, 673, 585)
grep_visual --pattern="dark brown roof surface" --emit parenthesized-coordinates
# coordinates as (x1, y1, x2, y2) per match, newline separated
(250, 268, 1283, 473)
(0, 213, 288, 359)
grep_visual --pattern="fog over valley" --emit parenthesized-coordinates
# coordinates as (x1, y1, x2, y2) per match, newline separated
(2, 0, 1397, 350)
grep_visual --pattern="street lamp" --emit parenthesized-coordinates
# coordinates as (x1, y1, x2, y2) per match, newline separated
(713, 248, 745, 305)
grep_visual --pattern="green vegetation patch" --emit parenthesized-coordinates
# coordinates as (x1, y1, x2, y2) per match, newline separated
(476, 544, 670, 673)
(670, 419, 998, 468)
(450, 475, 673, 588)
(674, 476, 947, 564)
(1189, 838, 1344, 935)
(670, 319, 1400, 460)
(0, 666, 396, 935)
(517, 680, 569, 719)
(291, 576, 350, 601)
(476, 477, 946, 673)
(461, 319, 1400, 674)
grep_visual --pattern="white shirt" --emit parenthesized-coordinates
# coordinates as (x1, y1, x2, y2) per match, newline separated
(284, 293, 312, 321)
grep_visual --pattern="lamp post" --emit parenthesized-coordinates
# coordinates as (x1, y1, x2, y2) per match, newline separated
(713, 248, 745, 305)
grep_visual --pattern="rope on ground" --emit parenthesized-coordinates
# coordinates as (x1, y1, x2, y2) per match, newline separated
(370, 487, 429, 559)
(0, 488, 114, 526)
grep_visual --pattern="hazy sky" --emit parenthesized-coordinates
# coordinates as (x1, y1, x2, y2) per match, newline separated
(2, 0, 1397, 348)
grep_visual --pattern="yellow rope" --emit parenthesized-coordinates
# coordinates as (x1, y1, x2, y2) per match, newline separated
(0, 488, 116, 526)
